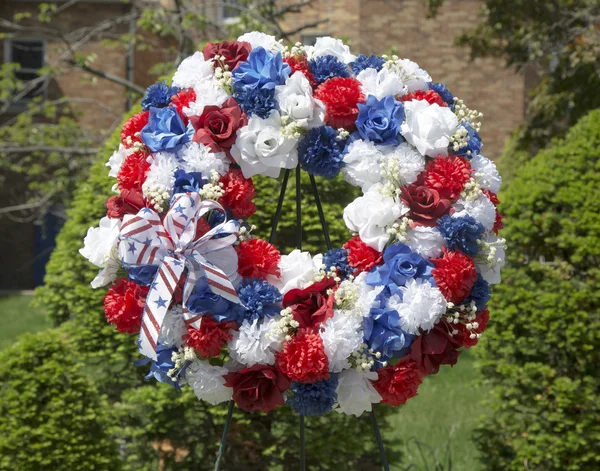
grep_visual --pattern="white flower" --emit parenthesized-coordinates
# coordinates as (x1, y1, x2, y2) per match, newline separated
(381, 142, 426, 186)
(183, 79, 230, 117)
(336, 369, 381, 416)
(228, 318, 281, 367)
(142, 151, 179, 199)
(178, 141, 230, 176)
(320, 310, 364, 373)
(404, 225, 445, 259)
(275, 72, 325, 128)
(231, 111, 298, 178)
(269, 249, 316, 294)
(80, 216, 121, 268)
(185, 359, 232, 405)
(172, 51, 215, 89)
(343, 184, 408, 251)
(400, 100, 458, 157)
(357, 68, 405, 99)
(90, 260, 120, 289)
(159, 307, 187, 348)
(238, 32, 284, 51)
(342, 139, 385, 191)
(470, 153, 501, 194)
(476, 234, 505, 285)
(388, 59, 431, 93)
(106, 144, 126, 178)
(313, 36, 356, 63)
(453, 193, 496, 232)
(390, 278, 447, 335)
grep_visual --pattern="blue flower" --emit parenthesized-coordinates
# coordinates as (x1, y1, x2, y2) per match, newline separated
(233, 87, 276, 118)
(355, 95, 404, 146)
(186, 277, 245, 323)
(308, 55, 350, 84)
(455, 122, 482, 158)
(322, 248, 354, 280)
(298, 125, 345, 178)
(464, 274, 491, 311)
(126, 265, 159, 286)
(135, 343, 181, 389)
(237, 278, 282, 322)
(286, 375, 339, 416)
(349, 54, 386, 75)
(141, 81, 179, 111)
(172, 169, 208, 195)
(438, 215, 484, 257)
(232, 47, 291, 93)
(366, 243, 433, 295)
(140, 106, 193, 152)
(364, 292, 415, 362)
(427, 82, 454, 107)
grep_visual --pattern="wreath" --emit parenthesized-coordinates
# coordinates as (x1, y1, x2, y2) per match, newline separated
(82, 32, 506, 417)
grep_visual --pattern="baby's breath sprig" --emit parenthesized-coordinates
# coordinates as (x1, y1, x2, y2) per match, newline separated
(213, 56, 234, 94)
(267, 307, 300, 343)
(349, 345, 387, 373)
(199, 169, 225, 200)
(386, 217, 413, 243)
(475, 236, 506, 269)
(443, 301, 482, 340)
(142, 181, 171, 213)
(167, 346, 196, 381)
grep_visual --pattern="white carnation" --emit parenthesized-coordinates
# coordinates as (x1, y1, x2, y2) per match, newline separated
(159, 307, 187, 348)
(453, 193, 496, 232)
(228, 318, 282, 367)
(400, 100, 458, 157)
(312, 36, 356, 63)
(275, 71, 324, 128)
(391, 278, 447, 335)
(143, 151, 179, 199)
(106, 144, 127, 178)
(320, 310, 364, 373)
(404, 225, 445, 259)
(470, 153, 501, 194)
(183, 79, 230, 117)
(336, 369, 381, 416)
(357, 68, 405, 99)
(341, 272, 384, 318)
(238, 32, 283, 51)
(178, 141, 230, 176)
(269, 249, 316, 295)
(381, 142, 426, 186)
(172, 51, 215, 89)
(185, 359, 232, 405)
(342, 139, 385, 191)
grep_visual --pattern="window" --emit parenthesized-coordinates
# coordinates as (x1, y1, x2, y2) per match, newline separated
(4, 39, 46, 100)
(222, 0, 243, 23)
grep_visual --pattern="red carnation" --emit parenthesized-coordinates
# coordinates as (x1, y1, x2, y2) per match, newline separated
(203, 40, 252, 71)
(314, 77, 364, 130)
(482, 189, 504, 234)
(185, 316, 237, 358)
(190, 98, 247, 156)
(121, 111, 149, 148)
(276, 328, 330, 383)
(171, 88, 197, 123)
(401, 181, 452, 227)
(106, 189, 147, 219)
(423, 156, 472, 201)
(236, 238, 281, 280)
(283, 277, 336, 329)
(343, 236, 383, 274)
(103, 279, 149, 334)
(400, 90, 447, 107)
(284, 55, 317, 87)
(407, 324, 462, 375)
(224, 364, 290, 413)
(432, 249, 477, 304)
(372, 361, 424, 406)
(218, 169, 257, 218)
(117, 151, 150, 192)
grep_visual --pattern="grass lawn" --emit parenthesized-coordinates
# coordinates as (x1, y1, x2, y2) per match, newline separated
(0, 295, 51, 349)
(385, 348, 488, 471)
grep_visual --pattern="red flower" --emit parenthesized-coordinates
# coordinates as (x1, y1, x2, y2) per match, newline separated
(407, 324, 461, 375)
(121, 111, 149, 148)
(276, 328, 330, 383)
(203, 40, 252, 71)
(218, 169, 257, 218)
(343, 236, 383, 274)
(236, 238, 281, 280)
(482, 189, 504, 234)
(171, 88, 197, 123)
(423, 156, 472, 201)
(185, 316, 237, 358)
(400, 90, 447, 107)
(117, 151, 150, 192)
(432, 249, 477, 304)
(190, 98, 247, 155)
(314, 77, 364, 130)
(401, 180, 452, 227)
(284, 56, 317, 87)
(372, 361, 424, 406)
(223, 364, 290, 413)
(103, 279, 149, 334)
(453, 308, 489, 348)
(283, 277, 336, 329)
(106, 189, 147, 219)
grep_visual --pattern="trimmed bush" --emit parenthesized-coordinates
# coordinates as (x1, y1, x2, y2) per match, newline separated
(475, 109, 600, 470)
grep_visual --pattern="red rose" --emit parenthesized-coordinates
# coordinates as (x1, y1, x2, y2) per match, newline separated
(103, 278, 149, 334)
(423, 156, 472, 201)
(223, 364, 290, 413)
(171, 88, 197, 124)
(203, 40, 252, 71)
(190, 98, 247, 155)
(185, 315, 237, 358)
(401, 180, 451, 227)
(343, 236, 383, 274)
(400, 90, 447, 107)
(117, 151, 150, 192)
(283, 277, 336, 328)
(407, 324, 461, 375)
(218, 169, 257, 218)
(276, 328, 330, 383)
(284, 56, 317, 87)
(432, 249, 477, 304)
(372, 361, 424, 406)
(121, 111, 149, 148)
(106, 189, 147, 219)
(236, 238, 281, 280)
(314, 77, 365, 130)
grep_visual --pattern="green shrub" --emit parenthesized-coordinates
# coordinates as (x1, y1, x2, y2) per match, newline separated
(475, 109, 600, 470)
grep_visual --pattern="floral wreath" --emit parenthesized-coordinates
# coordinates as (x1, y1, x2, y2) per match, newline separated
(81, 32, 506, 417)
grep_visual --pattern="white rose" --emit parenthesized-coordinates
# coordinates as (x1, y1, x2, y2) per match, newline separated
(172, 51, 214, 89)
(237, 32, 284, 51)
(357, 68, 405, 99)
(275, 72, 325, 128)
(90, 261, 120, 289)
(452, 193, 496, 232)
(404, 225, 445, 259)
(335, 369, 381, 416)
(183, 78, 230, 117)
(79, 216, 121, 268)
(268, 249, 316, 294)
(342, 139, 385, 192)
(231, 111, 298, 178)
(106, 144, 127, 178)
(313, 36, 356, 63)
(389, 278, 447, 335)
(470, 153, 501, 194)
(400, 100, 458, 157)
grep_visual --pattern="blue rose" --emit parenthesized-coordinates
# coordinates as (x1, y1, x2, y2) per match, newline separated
(126, 264, 159, 286)
(355, 95, 404, 146)
(232, 47, 291, 94)
(141, 106, 193, 152)
(186, 277, 244, 323)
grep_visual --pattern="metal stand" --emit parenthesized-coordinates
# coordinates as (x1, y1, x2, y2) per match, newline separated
(214, 400, 235, 471)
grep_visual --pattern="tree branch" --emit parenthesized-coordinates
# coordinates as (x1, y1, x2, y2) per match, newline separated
(63, 59, 145, 94)
(1, 146, 99, 155)
(282, 18, 329, 38)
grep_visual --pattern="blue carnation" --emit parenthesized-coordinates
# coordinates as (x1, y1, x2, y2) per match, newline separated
(438, 215, 485, 257)
(186, 277, 245, 323)
(232, 47, 291, 93)
(135, 343, 181, 389)
(172, 169, 207, 195)
(322, 248, 355, 280)
(464, 274, 491, 311)
(286, 375, 339, 416)
(141, 81, 179, 111)
(140, 106, 193, 152)
(427, 82, 454, 107)
(355, 95, 404, 146)
(455, 122, 482, 158)
(233, 87, 276, 118)
(238, 278, 282, 322)
(308, 55, 350, 84)
(349, 54, 385, 75)
(126, 264, 159, 286)
(298, 126, 345, 178)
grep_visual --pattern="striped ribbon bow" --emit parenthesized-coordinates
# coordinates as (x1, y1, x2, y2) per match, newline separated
(119, 193, 242, 361)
